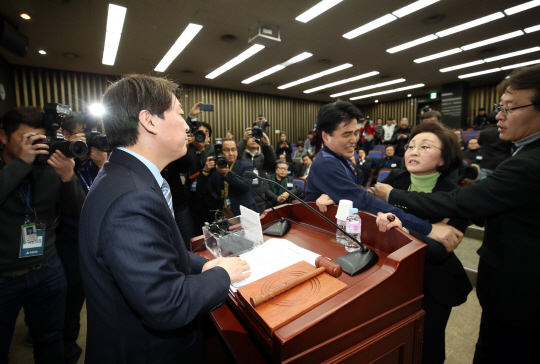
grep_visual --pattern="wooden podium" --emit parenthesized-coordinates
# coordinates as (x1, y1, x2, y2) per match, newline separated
(194, 203, 426, 364)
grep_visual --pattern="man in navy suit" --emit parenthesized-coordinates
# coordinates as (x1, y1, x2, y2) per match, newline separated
(79, 74, 251, 364)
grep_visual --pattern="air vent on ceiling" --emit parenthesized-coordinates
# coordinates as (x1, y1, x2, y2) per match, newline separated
(424, 14, 445, 24)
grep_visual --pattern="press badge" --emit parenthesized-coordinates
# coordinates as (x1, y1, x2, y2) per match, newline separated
(252, 169, 259, 185)
(190, 179, 197, 191)
(391, 163, 397, 167)
(20, 223, 44, 258)
(225, 197, 232, 209)
(476, 156, 483, 160)
(287, 182, 294, 188)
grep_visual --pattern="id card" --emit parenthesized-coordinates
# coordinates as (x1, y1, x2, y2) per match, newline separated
(20, 224, 44, 258)
(190, 179, 197, 192)
(287, 182, 294, 188)
(225, 197, 232, 209)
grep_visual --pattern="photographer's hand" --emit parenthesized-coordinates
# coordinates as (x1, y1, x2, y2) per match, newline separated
(189, 102, 203, 117)
(261, 132, 270, 146)
(216, 164, 229, 176)
(48, 150, 75, 182)
(243, 127, 253, 141)
(17, 133, 49, 165)
(203, 156, 215, 172)
(68, 133, 86, 144)
(90, 147, 108, 169)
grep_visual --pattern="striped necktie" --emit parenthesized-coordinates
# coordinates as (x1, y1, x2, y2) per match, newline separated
(161, 179, 174, 217)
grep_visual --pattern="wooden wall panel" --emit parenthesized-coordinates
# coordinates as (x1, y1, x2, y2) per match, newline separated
(466, 84, 499, 127)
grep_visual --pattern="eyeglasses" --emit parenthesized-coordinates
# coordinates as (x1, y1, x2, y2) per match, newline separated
(494, 103, 537, 116)
(276, 167, 288, 171)
(404, 144, 441, 153)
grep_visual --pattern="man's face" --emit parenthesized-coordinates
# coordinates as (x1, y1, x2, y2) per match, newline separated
(280, 134, 287, 142)
(278, 154, 287, 162)
(0, 124, 46, 161)
(479, 110, 486, 115)
(377, 119, 383, 125)
(257, 116, 265, 122)
(308, 134, 313, 139)
(222, 140, 237, 164)
(63, 123, 84, 138)
(454, 130, 461, 139)
(358, 150, 366, 159)
(496, 88, 540, 141)
(158, 95, 188, 160)
(247, 137, 258, 149)
(276, 163, 288, 178)
(297, 146, 303, 152)
(400, 120, 409, 130)
(385, 146, 395, 157)
(303, 155, 312, 166)
(386, 119, 393, 125)
(322, 119, 359, 159)
(468, 139, 479, 150)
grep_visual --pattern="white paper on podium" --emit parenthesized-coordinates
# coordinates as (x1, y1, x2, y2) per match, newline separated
(240, 205, 264, 246)
(230, 238, 319, 292)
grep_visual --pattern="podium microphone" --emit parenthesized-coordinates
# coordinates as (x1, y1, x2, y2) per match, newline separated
(244, 171, 379, 275)
(233, 172, 291, 236)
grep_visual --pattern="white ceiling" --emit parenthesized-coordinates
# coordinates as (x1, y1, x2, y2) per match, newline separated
(1, 0, 539, 105)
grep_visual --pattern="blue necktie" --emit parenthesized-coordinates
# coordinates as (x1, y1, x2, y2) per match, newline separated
(161, 179, 174, 217)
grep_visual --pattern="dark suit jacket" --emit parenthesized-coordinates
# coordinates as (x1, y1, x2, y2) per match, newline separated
(478, 125, 513, 169)
(388, 139, 540, 329)
(375, 155, 402, 174)
(79, 149, 230, 364)
(223, 159, 259, 216)
(384, 169, 472, 306)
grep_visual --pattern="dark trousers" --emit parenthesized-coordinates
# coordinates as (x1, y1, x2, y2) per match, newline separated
(0, 253, 67, 364)
(473, 311, 540, 364)
(362, 140, 375, 154)
(56, 242, 85, 364)
(421, 294, 452, 364)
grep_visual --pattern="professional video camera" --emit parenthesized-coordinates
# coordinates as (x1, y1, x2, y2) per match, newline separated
(33, 103, 88, 166)
(82, 113, 110, 152)
(212, 138, 227, 169)
(190, 120, 206, 144)
(251, 126, 263, 140)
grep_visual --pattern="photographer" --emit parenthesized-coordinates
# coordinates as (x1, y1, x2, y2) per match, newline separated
(252, 114, 270, 135)
(0, 107, 85, 363)
(237, 127, 277, 213)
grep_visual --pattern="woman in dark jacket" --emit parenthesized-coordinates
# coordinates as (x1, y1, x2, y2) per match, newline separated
(376, 122, 472, 364)
(275, 131, 293, 162)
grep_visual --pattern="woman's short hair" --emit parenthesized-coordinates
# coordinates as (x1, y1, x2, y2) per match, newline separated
(408, 122, 463, 176)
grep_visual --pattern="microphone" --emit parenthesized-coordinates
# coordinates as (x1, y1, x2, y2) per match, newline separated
(232, 172, 291, 236)
(245, 171, 379, 275)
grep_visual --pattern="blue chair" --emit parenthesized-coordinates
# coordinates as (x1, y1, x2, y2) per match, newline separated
(463, 159, 470, 166)
(367, 150, 383, 159)
(353, 151, 359, 159)
(377, 168, 392, 183)
(373, 145, 386, 151)
(293, 178, 306, 198)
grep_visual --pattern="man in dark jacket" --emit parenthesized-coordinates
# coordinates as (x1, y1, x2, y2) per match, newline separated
(237, 128, 276, 213)
(390, 118, 412, 157)
(478, 114, 513, 179)
(265, 161, 301, 206)
(374, 145, 402, 175)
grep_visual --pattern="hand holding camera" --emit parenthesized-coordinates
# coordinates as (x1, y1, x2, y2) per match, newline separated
(47, 150, 75, 182)
(17, 133, 49, 165)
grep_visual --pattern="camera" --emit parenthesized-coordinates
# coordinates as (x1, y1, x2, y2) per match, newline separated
(251, 126, 263, 140)
(33, 103, 88, 166)
(212, 138, 227, 169)
(190, 120, 206, 144)
(83, 113, 110, 152)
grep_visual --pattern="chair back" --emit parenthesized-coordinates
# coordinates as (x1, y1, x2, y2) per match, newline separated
(377, 168, 393, 183)
(367, 150, 383, 159)
(373, 145, 386, 151)
(293, 178, 306, 198)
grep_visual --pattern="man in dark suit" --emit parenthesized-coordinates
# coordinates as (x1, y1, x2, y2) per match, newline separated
(371, 65, 540, 364)
(79, 74, 251, 364)
(252, 114, 270, 135)
(478, 113, 513, 179)
(374, 145, 402, 176)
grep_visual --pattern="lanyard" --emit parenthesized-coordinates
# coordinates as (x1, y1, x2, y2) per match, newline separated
(77, 166, 93, 191)
(19, 184, 33, 218)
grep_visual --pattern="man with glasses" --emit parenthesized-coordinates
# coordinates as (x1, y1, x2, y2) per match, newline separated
(265, 161, 302, 206)
(371, 65, 540, 363)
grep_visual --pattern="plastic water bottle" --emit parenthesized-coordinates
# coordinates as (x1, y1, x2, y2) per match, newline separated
(345, 208, 361, 252)
(336, 218, 348, 246)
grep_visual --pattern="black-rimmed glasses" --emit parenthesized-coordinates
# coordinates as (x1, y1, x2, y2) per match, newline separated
(494, 103, 537, 116)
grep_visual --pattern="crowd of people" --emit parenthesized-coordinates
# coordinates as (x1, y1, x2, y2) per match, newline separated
(1, 64, 538, 364)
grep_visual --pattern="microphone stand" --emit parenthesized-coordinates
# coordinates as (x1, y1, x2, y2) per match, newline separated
(245, 171, 379, 275)
(233, 173, 291, 236)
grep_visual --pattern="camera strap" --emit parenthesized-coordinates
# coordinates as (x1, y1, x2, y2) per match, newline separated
(77, 161, 93, 191)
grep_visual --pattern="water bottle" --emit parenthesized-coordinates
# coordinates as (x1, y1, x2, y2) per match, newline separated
(345, 208, 361, 252)
(336, 218, 348, 246)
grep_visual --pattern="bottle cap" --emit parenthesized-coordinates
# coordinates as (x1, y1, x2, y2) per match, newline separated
(349, 208, 358, 213)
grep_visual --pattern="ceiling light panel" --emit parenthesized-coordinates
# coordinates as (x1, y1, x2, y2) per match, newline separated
(501, 59, 540, 70)
(154, 23, 203, 72)
(525, 24, 540, 33)
(330, 78, 406, 98)
(242, 52, 313, 84)
(460, 30, 524, 51)
(349, 83, 425, 100)
(295, 0, 344, 23)
(304, 71, 379, 93)
(278, 63, 352, 89)
(504, 0, 540, 16)
(281, 52, 313, 66)
(343, 14, 397, 39)
(386, 34, 438, 53)
(392, 0, 440, 18)
(458, 68, 501, 79)
(414, 48, 462, 63)
(440, 60, 485, 72)
(206, 44, 265, 79)
(102, 4, 127, 66)
(435, 12, 505, 38)
(484, 47, 540, 62)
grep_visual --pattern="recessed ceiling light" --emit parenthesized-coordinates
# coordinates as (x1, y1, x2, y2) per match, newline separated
(392, 0, 440, 18)
(436, 12, 505, 38)
(304, 71, 379, 93)
(375, 100, 379, 103)
(296, 0, 344, 23)
(206, 44, 265, 79)
(386, 34, 438, 53)
(278, 63, 352, 89)
(331, 78, 406, 98)
(504, 0, 540, 16)
(460, 31, 524, 51)
(343, 14, 397, 39)
(501, 59, 540, 70)
(414, 48, 462, 63)
(524, 24, 540, 33)
(484, 47, 540, 63)
(20, 14, 31, 20)
(155, 23, 203, 72)
(458, 68, 501, 79)
(102, 4, 127, 66)
(440, 60, 485, 72)
(241, 51, 311, 84)
(38, 50, 47, 55)
(407, 94, 412, 97)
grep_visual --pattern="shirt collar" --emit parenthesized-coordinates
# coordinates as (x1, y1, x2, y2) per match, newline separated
(117, 147, 163, 186)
